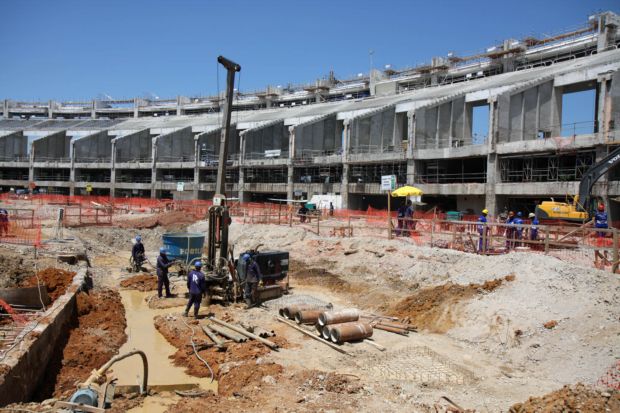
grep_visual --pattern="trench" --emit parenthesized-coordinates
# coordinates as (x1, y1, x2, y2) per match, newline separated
(114, 290, 218, 391)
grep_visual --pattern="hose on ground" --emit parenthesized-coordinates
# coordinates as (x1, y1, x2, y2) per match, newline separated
(181, 317, 214, 382)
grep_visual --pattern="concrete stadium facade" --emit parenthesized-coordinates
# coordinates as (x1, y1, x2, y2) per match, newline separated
(1, 11, 620, 217)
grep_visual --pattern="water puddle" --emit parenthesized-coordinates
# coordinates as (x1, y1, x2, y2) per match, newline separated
(112, 290, 217, 394)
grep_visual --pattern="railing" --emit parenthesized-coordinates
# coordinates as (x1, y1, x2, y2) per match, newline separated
(33, 157, 71, 163)
(0, 156, 30, 162)
(75, 176, 111, 182)
(159, 176, 194, 182)
(33, 175, 71, 181)
(350, 144, 405, 155)
(116, 176, 151, 183)
(74, 157, 111, 163)
(157, 155, 195, 162)
(415, 171, 487, 184)
(115, 157, 152, 163)
(244, 151, 290, 160)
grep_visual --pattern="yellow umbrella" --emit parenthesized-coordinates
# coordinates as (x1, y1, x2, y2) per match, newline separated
(391, 185, 423, 197)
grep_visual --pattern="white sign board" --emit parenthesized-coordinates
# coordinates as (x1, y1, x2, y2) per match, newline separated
(176, 182, 185, 192)
(265, 149, 281, 158)
(381, 175, 396, 191)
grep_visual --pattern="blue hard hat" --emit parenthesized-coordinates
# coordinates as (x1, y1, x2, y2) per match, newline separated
(242, 253, 251, 262)
(194, 261, 202, 267)
(136, 235, 142, 241)
(159, 247, 167, 254)
(517, 212, 522, 217)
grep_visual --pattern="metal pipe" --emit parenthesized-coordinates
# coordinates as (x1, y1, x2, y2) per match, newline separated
(201, 324, 227, 349)
(329, 322, 373, 344)
(294, 310, 322, 325)
(318, 309, 359, 326)
(281, 305, 315, 319)
(314, 323, 323, 336)
(321, 325, 333, 340)
(372, 324, 409, 335)
(83, 350, 148, 395)
(209, 316, 279, 350)
(207, 323, 246, 343)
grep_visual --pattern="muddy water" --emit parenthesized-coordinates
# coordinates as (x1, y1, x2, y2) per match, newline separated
(113, 290, 217, 394)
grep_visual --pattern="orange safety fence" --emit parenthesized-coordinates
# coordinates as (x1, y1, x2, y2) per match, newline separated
(0, 215, 41, 247)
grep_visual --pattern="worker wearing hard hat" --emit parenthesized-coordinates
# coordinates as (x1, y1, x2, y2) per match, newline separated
(131, 235, 146, 270)
(594, 204, 608, 238)
(156, 247, 174, 299)
(477, 209, 489, 252)
(505, 211, 515, 249)
(513, 212, 524, 246)
(184, 261, 206, 318)
(242, 253, 263, 309)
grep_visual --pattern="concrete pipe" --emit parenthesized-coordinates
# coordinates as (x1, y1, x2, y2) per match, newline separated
(282, 305, 314, 319)
(330, 322, 373, 344)
(318, 309, 359, 326)
(315, 323, 323, 336)
(294, 310, 322, 325)
(321, 325, 334, 340)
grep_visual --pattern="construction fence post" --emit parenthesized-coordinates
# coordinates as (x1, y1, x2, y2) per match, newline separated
(544, 226, 550, 254)
(612, 229, 618, 274)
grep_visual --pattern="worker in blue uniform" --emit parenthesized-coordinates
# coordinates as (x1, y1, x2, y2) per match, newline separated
(131, 235, 145, 269)
(156, 247, 174, 298)
(243, 253, 263, 308)
(513, 212, 524, 246)
(184, 261, 206, 318)
(505, 211, 515, 249)
(477, 208, 489, 252)
(594, 203, 608, 237)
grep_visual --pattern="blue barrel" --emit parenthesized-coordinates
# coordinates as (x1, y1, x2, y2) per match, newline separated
(162, 233, 205, 264)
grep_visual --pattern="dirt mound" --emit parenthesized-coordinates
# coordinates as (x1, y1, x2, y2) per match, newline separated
(290, 260, 355, 293)
(120, 274, 158, 291)
(116, 211, 197, 230)
(42, 289, 127, 398)
(219, 362, 283, 396)
(20, 268, 76, 302)
(509, 383, 620, 412)
(153, 314, 287, 379)
(386, 275, 514, 333)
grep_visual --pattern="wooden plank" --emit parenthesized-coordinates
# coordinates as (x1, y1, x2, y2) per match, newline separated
(0, 286, 51, 308)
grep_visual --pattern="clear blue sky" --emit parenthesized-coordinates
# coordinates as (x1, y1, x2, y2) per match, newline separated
(0, 0, 617, 102)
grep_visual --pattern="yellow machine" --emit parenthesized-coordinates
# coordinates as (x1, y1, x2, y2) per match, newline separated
(535, 146, 620, 221)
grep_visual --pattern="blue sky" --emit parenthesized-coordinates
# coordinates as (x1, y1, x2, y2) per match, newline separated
(0, 0, 617, 103)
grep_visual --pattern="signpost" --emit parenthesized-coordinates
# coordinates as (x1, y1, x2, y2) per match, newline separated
(176, 182, 185, 192)
(381, 175, 396, 239)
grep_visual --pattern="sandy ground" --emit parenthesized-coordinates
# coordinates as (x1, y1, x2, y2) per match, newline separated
(2, 216, 619, 411)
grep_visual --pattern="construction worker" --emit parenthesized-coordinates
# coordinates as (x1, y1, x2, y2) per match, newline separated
(0, 208, 9, 237)
(396, 202, 408, 236)
(243, 253, 263, 308)
(156, 247, 174, 298)
(594, 203, 608, 237)
(505, 211, 515, 249)
(184, 261, 206, 318)
(529, 213, 539, 241)
(513, 212, 524, 246)
(477, 208, 489, 252)
(131, 235, 146, 270)
(298, 204, 309, 223)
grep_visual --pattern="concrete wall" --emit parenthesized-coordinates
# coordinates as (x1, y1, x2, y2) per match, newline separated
(501, 80, 554, 142)
(32, 130, 70, 160)
(74, 130, 111, 162)
(0, 267, 87, 406)
(197, 126, 240, 161)
(244, 121, 289, 158)
(115, 129, 151, 162)
(0, 131, 27, 159)
(294, 114, 340, 156)
(350, 106, 395, 153)
(156, 126, 194, 161)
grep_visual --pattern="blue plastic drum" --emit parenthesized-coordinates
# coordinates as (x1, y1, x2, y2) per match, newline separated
(162, 233, 205, 265)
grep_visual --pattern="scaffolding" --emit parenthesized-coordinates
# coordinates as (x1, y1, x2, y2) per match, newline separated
(349, 162, 406, 184)
(500, 151, 594, 182)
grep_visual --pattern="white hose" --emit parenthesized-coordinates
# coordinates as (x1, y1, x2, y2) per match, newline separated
(181, 317, 214, 382)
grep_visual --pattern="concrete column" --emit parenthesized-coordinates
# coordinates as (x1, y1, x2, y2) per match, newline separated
(341, 120, 350, 208)
(406, 160, 416, 185)
(3, 99, 10, 118)
(406, 110, 415, 157)
(597, 74, 613, 140)
(133, 98, 140, 118)
(287, 164, 294, 201)
(151, 138, 158, 199)
(69, 140, 76, 196)
(551, 85, 562, 137)
(91, 100, 97, 119)
(485, 97, 498, 216)
(238, 167, 246, 203)
(48, 100, 54, 119)
(28, 141, 35, 184)
(193, 137, 199, 200)
(176, 96, 182, 116)
(110, 140, 117, 199)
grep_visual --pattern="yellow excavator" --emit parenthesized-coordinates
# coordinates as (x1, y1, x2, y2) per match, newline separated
(535, 146, 620, 221)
